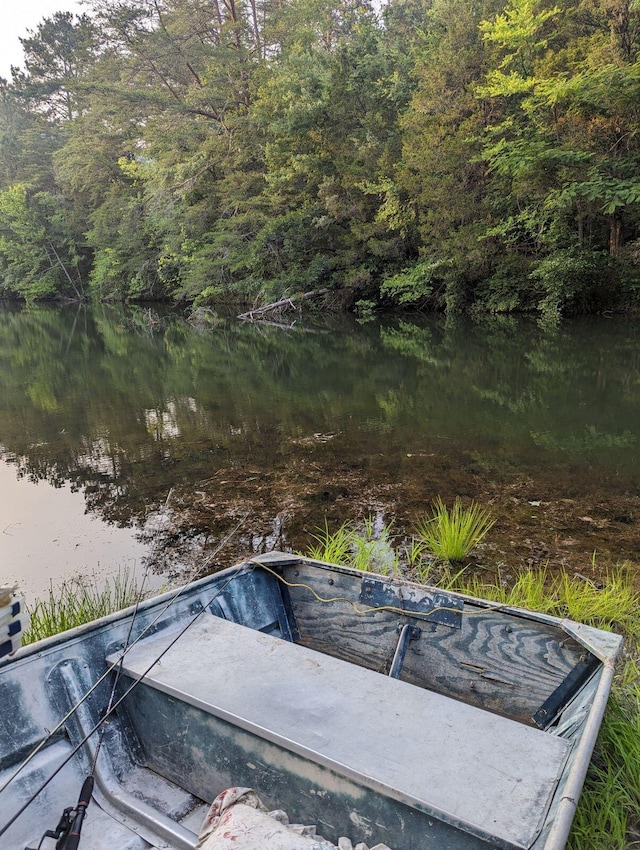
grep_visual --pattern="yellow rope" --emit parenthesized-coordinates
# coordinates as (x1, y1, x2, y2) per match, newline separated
(249, 559, 500, 622)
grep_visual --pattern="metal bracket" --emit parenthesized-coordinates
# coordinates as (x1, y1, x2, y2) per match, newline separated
(268, 571, 300, 643)
(389, 624, 422, 679)
(359, 577, 463, 629)
(532, 653, 600, 729)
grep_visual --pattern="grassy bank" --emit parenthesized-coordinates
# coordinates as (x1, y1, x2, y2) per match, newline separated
(23, 570, 140, 644)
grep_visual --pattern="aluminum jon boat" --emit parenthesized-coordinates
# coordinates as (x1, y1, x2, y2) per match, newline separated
(0, 553, 622, 850)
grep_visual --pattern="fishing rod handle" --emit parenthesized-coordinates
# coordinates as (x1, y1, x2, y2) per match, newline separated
(58, 776, 94, 850)
(77, 776, 94, 808)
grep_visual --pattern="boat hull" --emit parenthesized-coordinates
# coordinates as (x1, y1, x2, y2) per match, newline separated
(0, 553, 622, 850)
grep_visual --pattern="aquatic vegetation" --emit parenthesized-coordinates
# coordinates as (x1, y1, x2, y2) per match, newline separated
(306, 521, 356, 567)
(415, 497, 496, 563)
(405, 538, 430, 583)
(531, 426, 636, 453)
(306, 518, 400, 575)
(23, 569, 142, 644)
(555, 570, 640, 641)
(458, 567, 556, 614)
(457, 566, 640, 639)
(311, 527, 468, 590)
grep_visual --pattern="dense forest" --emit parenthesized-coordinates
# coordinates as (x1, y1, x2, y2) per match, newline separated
(1, 0, 640, 317)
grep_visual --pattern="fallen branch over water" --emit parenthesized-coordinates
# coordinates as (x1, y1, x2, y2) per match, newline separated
(238, 288, 329, 321)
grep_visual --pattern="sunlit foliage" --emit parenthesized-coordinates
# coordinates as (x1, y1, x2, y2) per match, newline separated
(1, 0, 640, 314)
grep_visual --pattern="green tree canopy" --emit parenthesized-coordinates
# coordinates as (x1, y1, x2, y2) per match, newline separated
(0, 0, 639, 315)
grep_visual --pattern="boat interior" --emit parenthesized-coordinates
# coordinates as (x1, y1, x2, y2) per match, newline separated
(0, 553, 622, 850)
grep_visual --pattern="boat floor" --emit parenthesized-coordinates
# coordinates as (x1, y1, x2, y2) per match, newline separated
(58, 798, 207, 850)
(3, 736, 206, 850)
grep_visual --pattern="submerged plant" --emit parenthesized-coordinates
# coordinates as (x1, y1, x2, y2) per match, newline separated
(415, 497, 495, 562)
(23, 569, 142, 644)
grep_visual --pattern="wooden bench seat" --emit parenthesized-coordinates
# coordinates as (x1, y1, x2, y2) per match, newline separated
(110, 614, 571, 850)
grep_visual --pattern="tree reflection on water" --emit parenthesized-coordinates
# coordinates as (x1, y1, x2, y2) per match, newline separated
(1, 304, 639, 587)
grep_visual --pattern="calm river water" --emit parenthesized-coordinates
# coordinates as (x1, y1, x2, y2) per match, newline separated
(1, 304, 639, 601)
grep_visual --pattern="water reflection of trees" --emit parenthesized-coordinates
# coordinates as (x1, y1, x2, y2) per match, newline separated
(380, 316, 640, 454)
(1, 306, 640, 533)
(0, 305, 391, 526)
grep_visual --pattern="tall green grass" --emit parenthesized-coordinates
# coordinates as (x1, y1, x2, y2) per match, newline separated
(415, 497, 495, 562)
(457, 567, 640, 638)
(568, 659, 640, 850)
(23, 570, 141, 644)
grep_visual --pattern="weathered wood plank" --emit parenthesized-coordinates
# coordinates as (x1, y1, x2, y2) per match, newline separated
(282, 565, 586, 725)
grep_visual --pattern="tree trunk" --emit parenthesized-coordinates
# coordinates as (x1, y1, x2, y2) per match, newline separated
(609, 216, 622, 256)
(238, 289, 330, 320)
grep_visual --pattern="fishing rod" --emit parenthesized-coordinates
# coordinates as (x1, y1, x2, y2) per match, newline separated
(88, 554, 153, 781)
(0, 515, 246, 799)
(6, 561, 252, 845)
(31, 563, 156, 850)
(1, 517, 247, 847)
(26, 777, 93, 850)
(10, 562, 252, 846)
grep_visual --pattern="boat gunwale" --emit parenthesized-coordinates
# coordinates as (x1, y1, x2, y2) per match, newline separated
(2, 552, 623, 667)
(257, 553, 624, 662)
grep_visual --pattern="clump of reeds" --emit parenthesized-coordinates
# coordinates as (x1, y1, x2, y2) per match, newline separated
(306, 517, 400, 575)
(414, 497, 495, 563)
(23, 569, 141, 644)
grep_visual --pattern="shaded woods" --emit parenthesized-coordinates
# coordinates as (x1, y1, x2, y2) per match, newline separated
(2, 0, 640, 318)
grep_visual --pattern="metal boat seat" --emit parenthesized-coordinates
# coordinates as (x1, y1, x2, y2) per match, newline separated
(110, 613, 571, 850)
